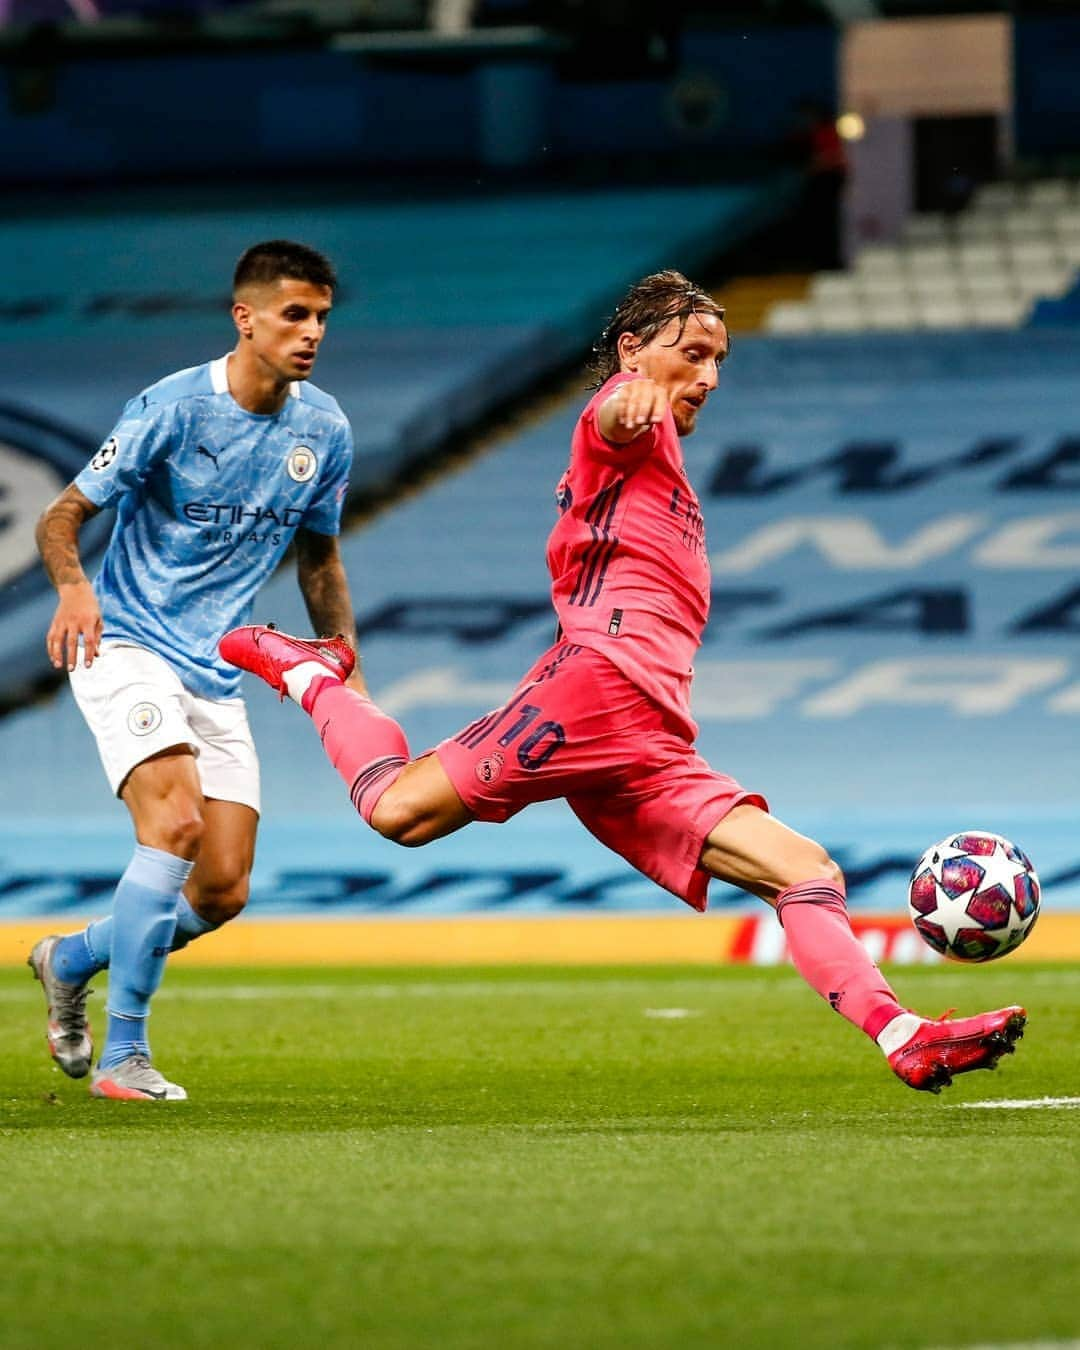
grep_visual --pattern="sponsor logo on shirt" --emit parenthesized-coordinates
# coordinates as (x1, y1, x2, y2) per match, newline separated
(182, 503, 305, 527)
(287, 445, 317, 483)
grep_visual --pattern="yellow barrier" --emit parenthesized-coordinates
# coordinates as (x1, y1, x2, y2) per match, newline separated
(3, 911, 1080, 966)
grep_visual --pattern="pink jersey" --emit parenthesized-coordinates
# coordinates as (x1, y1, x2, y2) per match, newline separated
(547, 373, 710, 740)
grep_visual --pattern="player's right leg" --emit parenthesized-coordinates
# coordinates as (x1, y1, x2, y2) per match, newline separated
(27, 935, 94, 1078)
(219, 624, 472, 844)
(36, 644, 208, 1099)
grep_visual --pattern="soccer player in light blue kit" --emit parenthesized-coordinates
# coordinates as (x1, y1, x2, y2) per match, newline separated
(30, 240, 363, 1100)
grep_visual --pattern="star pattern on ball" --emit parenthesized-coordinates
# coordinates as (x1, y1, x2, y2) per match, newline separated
(907, 831, 1041, 963)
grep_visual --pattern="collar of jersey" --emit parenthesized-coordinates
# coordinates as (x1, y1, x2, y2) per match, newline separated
(210, 354, 300, 408)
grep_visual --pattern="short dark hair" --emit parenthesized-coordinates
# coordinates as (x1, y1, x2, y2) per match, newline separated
(589, 270, 725, 387)
(233, 240, 337, 295)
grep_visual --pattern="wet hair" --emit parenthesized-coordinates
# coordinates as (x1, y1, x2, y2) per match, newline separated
(233, 240, 337, 295)
(588, 270, 726, 386)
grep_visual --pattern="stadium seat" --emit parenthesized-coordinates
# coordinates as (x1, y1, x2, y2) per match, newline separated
(904, 244, 953, 270)
(970, 294, 1030, 326)
(856, 274, 911, 303)
(1014, 262, 1074, 299)
(1006, 238, 1063, 269)
(957, 240, 1008, 270)
(975, 181, 1025, 210)
(1001, 210, 1052, 241)
(864, 299, 918, 331)
(854, 245, 905, 276)
(903, 214, 949, 244)
(955, 214, 1004, 240)
(909, 272, 961, 302)
(963, 269, 1020, 300)
(916, 297, 969, 329)
(810, 272, 861, 304)
(1051, 206, 1080, 242)
(763, 301, 814, 334)
(812, 301, 865, 332)
(1028, 180, 1073, 207)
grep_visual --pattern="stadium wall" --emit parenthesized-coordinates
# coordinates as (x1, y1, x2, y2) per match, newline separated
(0, 25, 835, 184)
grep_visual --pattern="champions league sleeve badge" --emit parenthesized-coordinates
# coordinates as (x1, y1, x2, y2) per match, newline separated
(89, 437, 119, 472)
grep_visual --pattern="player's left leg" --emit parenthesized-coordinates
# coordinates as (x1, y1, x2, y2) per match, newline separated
(699, 804, 907, 1040)
(178, 796, 257, 932)
(698, 805, 1025, 1092)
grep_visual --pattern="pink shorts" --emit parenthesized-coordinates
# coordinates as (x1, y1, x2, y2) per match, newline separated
(434, 641, 767, 911)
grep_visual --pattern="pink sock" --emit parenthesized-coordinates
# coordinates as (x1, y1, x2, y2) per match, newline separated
(307, 681, 409, 825)
(775, 879, 904, 1040)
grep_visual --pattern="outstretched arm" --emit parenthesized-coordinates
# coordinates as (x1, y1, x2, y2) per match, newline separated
(596, 378, 669, 445)
(294, 527, 367, 695)
(36, 484, 103, 671)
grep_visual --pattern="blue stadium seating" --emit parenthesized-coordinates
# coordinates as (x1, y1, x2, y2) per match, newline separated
(0, 181, 792, 695)
(2, 327, 1079, 917)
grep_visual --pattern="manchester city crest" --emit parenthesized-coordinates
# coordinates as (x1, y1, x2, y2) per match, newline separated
(287, 445, 317, 483)
(127, 701, 163, 736)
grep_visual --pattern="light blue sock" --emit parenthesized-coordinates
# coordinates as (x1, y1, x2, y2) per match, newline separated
(52, 895, 219, 986)
(52, 920, 111, 985)
(171, 895, 219, 951)
(98, 845, 194, 1071)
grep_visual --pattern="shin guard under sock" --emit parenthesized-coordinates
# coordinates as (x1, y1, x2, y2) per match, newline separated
(309, 682, 410, 825)
(775, 879, 904, 1040)
(99, 845, 193, 1069)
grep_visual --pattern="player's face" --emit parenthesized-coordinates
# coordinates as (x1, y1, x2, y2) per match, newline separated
(628, 311, 728, 435)
(237, 279, 333, 383)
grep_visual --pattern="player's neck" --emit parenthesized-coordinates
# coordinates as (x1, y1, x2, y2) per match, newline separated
(226, 348, 292, 415)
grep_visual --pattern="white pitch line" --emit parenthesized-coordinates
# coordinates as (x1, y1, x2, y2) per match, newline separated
(927, 1341, 1080, 1350)
(949, 1097, 1080, 1110)
(644, 1008, 702, 1019)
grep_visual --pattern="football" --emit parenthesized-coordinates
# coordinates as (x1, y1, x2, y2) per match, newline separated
(907, 830, 1041, 962)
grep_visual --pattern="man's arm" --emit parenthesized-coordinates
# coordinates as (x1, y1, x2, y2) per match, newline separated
(294, 527, 367, 695)
(596, 378, 669, 446)
(36, 484, 103, 671)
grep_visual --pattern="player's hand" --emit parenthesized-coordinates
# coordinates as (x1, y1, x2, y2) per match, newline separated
(46, 581, 103, 671)
(600, 379, 669, 443)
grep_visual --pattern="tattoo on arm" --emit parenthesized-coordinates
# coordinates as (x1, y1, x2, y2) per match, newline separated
(35, 486, 99, 588)
(296, 531, 358, 645)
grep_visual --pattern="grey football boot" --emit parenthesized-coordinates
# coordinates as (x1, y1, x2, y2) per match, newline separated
(27, 935, 94, 1079)
(90, 1055, 187, 1102)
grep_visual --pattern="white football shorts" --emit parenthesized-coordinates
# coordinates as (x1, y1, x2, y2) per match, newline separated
(69, 640, 260, 813)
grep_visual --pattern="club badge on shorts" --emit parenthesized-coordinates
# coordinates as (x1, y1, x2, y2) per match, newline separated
(127, 702, 163, 736)
(287, 445, 317, 482)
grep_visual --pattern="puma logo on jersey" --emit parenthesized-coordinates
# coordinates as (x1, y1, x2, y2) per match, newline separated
(197, 444, 222, 470)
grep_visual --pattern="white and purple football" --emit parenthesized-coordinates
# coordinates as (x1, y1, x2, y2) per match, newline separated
(907, 831, 1041, 962)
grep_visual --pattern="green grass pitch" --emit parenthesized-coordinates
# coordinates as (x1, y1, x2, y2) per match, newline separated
(1, 962, 1079, 1350)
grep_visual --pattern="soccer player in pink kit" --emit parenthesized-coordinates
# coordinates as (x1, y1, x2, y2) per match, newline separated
(221, 270, 1026, 1093)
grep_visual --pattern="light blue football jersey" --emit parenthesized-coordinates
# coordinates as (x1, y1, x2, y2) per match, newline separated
(74, 355, 354, 699)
